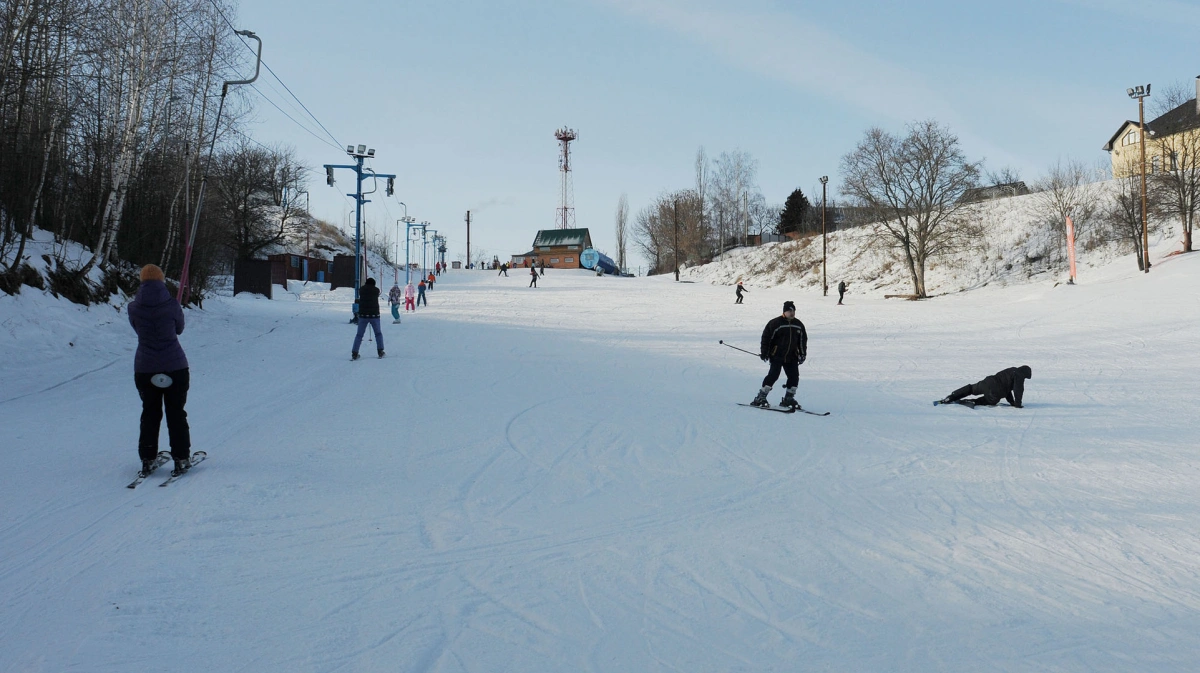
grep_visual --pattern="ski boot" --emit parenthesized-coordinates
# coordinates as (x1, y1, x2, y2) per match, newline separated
(779, 387, 799, 410)
(139, 459, 156, 478)
(351, 352, 360, 361)
(377, 349, 385, 358)
(170, 458, 191, 478)
(750, 386, 772, 407)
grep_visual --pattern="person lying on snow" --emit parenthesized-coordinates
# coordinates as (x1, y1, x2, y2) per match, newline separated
(938, 365, 1032, 408)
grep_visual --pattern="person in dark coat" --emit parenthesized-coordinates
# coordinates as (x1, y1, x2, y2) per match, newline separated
(417, 279, 427, 306)
(751, 300, 808, 409)
(539, 259, 546, 276)
(735, 281, 748, 304)
(939, 365, 1032, 407)
(529, 265, 538, 287)
(837, 280, 848, 305)
(352, 278, 384, 360)
(128, 264, 191, 477)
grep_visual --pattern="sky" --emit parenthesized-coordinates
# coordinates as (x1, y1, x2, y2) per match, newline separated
(231, 0, 1200, 271)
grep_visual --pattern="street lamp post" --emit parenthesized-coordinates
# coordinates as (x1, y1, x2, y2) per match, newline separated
(1128, 84, 1152, 273)
(394, 202, 407, 285)
(820, 176, 829, 296)
(673, 198, 679, 281)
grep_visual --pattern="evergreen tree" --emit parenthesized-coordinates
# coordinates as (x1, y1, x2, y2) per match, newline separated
(777, 188, 811, 235)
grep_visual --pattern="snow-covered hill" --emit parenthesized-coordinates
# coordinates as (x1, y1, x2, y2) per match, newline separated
(685, 179, 1183, 297)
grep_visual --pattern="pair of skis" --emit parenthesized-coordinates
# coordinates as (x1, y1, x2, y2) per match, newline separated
(126, 451, 208, 488)
(738, 403, 830, 416)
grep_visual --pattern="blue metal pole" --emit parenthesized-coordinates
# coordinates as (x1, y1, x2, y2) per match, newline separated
(353, 155, 364, 319)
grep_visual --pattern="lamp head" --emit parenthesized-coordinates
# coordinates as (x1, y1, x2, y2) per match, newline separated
(367, 148, 375, 157)
(819, 176, 828, 184)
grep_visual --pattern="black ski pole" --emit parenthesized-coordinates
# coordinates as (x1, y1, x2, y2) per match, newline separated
(718, 340, 759, 357)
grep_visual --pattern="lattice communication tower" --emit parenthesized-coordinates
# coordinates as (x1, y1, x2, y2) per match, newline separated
(555, 127, 578, 229)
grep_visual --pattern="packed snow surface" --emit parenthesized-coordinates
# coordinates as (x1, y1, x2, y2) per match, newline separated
(2, 255, 1199, 672)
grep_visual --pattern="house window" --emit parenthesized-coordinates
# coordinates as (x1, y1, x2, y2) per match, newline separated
(291, 256, 299, 268)
(550, 258, 560, 264)
(568, 245, 579, 250)
(539, 246, 550, 251)
(1170, 152, 1178, 170)
(565, 257, 574, 263)
(1123, 129, 1140, 146)
(1152, 156, 1161, 173)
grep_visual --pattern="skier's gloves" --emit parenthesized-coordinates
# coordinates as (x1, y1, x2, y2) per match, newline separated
(760, 355, 768, 362)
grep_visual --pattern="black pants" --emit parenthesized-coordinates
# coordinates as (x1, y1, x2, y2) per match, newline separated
(135, 368, 191, 461)
(946, 382, 999, 406)
(838, 290, 845, 304)
(762, 360, 799, 389)
(736, 294, 743, 304)
(530, 276, 537, 287)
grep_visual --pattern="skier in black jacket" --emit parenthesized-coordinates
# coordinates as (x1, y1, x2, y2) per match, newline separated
(750, 301, 808, 409)
(351, 278, 385, 360)
(938, 365, 1032, 407)
(735, 281, 747, 304)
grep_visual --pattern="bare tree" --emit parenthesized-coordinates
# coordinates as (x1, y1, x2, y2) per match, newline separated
(711, 149, 759, 243)
(1031, 158, 1100, 264)
(840, 120, 981, 298)
(614, 193, 628, 271)
(1150, 120, 1200, 252)
(694, 146, 709, 256)
(1103, 157, 1162, 270)
(1151, 80, 1193, 117)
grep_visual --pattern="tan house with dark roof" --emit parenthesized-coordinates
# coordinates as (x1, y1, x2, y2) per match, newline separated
(1104, 78, 1200, 178)
(513, 228, 593, 269)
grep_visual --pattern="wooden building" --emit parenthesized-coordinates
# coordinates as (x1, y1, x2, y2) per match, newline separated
(513, 228, 593, 269)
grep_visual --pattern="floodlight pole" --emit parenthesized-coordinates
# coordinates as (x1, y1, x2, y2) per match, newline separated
(403, 219, 421, 284)
(673, 198, 679, 281)
(1138, 90, 1151, 273)
(177, 29, 262, 305)
(324, 147, 397, 321)
(820, 175, 829, 296)
(394, 202, 407, 285)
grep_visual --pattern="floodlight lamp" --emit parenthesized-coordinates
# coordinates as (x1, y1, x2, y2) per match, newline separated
(357, 144, 366, 154)
(820, 176, 828, 184)
(367, 148, 375, 157)
(1146, 83, 1152, 95)
(1127, 88, 1135, 97)
(346, 145, 354, 153)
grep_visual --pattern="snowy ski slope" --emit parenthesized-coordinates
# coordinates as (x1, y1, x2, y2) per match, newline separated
(1, 253, 1198, 672)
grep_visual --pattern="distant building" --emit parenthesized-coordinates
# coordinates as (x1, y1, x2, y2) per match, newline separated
(517, 228, 593, 269)
(1104, 78, 1200, 178)
(960, 181, 1030, 203)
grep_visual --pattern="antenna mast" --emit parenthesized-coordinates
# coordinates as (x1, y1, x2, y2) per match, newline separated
(555, 127, 578, 229)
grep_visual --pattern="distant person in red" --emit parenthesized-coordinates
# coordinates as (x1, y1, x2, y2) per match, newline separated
(427, 271, 436, 288)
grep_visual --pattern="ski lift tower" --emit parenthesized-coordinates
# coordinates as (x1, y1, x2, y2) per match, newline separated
(554, 127, 578, 229)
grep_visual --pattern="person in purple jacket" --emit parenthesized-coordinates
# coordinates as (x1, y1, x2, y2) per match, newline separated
(127, 264, 192, 477)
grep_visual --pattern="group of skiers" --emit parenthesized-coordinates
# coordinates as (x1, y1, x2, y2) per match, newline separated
(126, 262, 1032, 481)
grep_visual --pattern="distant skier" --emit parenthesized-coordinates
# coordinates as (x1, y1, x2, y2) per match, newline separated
(351, 278, 384, 360)
(539, 259, 546, 275)
(837, 280, 848, 305)
(427, 271, 436, 288)
(388, 283, 403, 323)
(128, 264, 192, 477)
(750, 300, 808, 409)
(404, 281, 416, 312)
(937, 365, 1032, 408)
(735, 281, 748, 304)
(530, 266, 539, 288)
(498, 262, 508, 277)
(417, 279, 427, 306)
